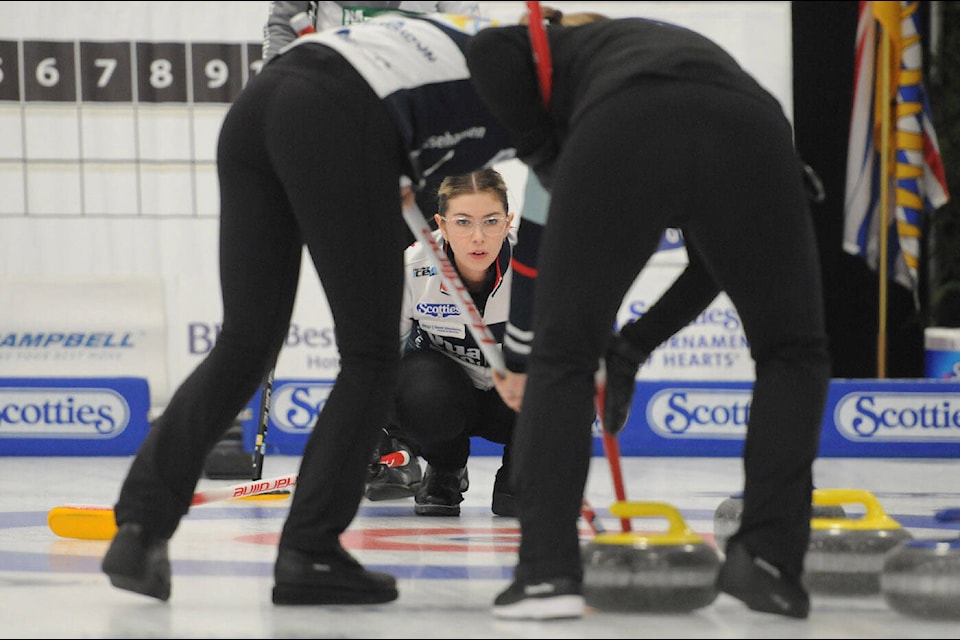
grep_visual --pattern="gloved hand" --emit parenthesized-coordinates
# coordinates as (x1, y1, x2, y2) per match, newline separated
(599, 333, 649, 436)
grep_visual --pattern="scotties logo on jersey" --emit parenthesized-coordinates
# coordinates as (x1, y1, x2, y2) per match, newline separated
(416, 302, 460, 318)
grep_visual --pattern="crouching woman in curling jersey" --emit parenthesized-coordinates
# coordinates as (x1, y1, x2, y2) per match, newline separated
(395, 167, 520, 518)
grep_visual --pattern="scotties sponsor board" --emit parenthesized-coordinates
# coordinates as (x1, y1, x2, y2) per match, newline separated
(613, 378, 960, 457)
(238, 378, 960, 458)
(0, 377, 151, 455)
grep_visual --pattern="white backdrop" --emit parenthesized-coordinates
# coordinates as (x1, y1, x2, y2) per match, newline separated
(0, 2, 792, 409)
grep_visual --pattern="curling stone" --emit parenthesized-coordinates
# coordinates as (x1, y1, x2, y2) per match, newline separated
(880, 537, 960, 619)
(713, 491, 846, 552)
(803, 488, 912, 595)
(582, 501, 721, 613)
(203, 422, 252, 479)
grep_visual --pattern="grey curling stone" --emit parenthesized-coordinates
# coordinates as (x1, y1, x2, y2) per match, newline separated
(881, 537, 960, 619)
(583, 501, 720, 613)
(713, 492, 846, 552)
(803, 488, 912, 595)
(203, 421, 251, 480)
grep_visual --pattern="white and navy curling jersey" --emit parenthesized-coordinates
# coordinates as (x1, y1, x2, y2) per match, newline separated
(280, 11, 516, 188)
(400, 227, 516, 390)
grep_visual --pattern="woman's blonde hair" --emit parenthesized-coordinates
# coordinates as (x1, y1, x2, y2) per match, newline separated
(436, 168, 509, 217)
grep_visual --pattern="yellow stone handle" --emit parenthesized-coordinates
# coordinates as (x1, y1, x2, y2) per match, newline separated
(592, 501, 705, 546)
(811, 488, 902, 531)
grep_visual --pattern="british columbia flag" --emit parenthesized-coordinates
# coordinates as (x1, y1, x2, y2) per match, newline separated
(843, 0, 950, 305)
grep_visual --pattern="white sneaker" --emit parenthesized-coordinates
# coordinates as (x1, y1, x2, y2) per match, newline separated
(492, 577, 585, 620)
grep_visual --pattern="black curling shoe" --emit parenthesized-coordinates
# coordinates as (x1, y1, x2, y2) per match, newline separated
(101, 523, 172, 601)
(716, 541, 810, 619)
(414, 465, 468, 516)
(272, 545, 398, 605)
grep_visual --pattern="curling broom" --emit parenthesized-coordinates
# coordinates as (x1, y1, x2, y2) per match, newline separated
(47, 450, 410, 541)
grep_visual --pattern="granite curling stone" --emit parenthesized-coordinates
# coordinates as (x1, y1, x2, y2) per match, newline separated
(583, 501, 721, 613)
(803, 488, 912, 595)
(881, 536, 960, 619)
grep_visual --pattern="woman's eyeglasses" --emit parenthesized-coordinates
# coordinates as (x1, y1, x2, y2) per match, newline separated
(442, 215, 508, 237)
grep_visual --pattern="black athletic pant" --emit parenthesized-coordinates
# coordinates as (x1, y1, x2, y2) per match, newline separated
(113, 45, 410, 554)
(511, 79, 831, 584)
(395, 348, 515, 471)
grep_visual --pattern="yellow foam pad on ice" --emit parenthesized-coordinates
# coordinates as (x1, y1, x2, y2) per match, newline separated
(48, 506, 117, 541)
(234, 491, 291, 502)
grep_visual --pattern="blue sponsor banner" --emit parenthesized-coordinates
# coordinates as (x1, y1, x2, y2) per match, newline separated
(239, 378, 509, 456)
(241, 378, 960, 459)
(600, 380, 749, 457)
(0, 377, 151, 455)
(610, 378, 960, 458)
(240, 378, 331, 455)
(820, 378, 960, 456)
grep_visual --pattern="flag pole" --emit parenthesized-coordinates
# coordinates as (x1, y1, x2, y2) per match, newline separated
(877, 20, 891, 380)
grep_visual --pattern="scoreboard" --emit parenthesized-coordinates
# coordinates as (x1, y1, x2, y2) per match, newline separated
(0, 40, 261, 103)
(0, 39, 261, 217)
